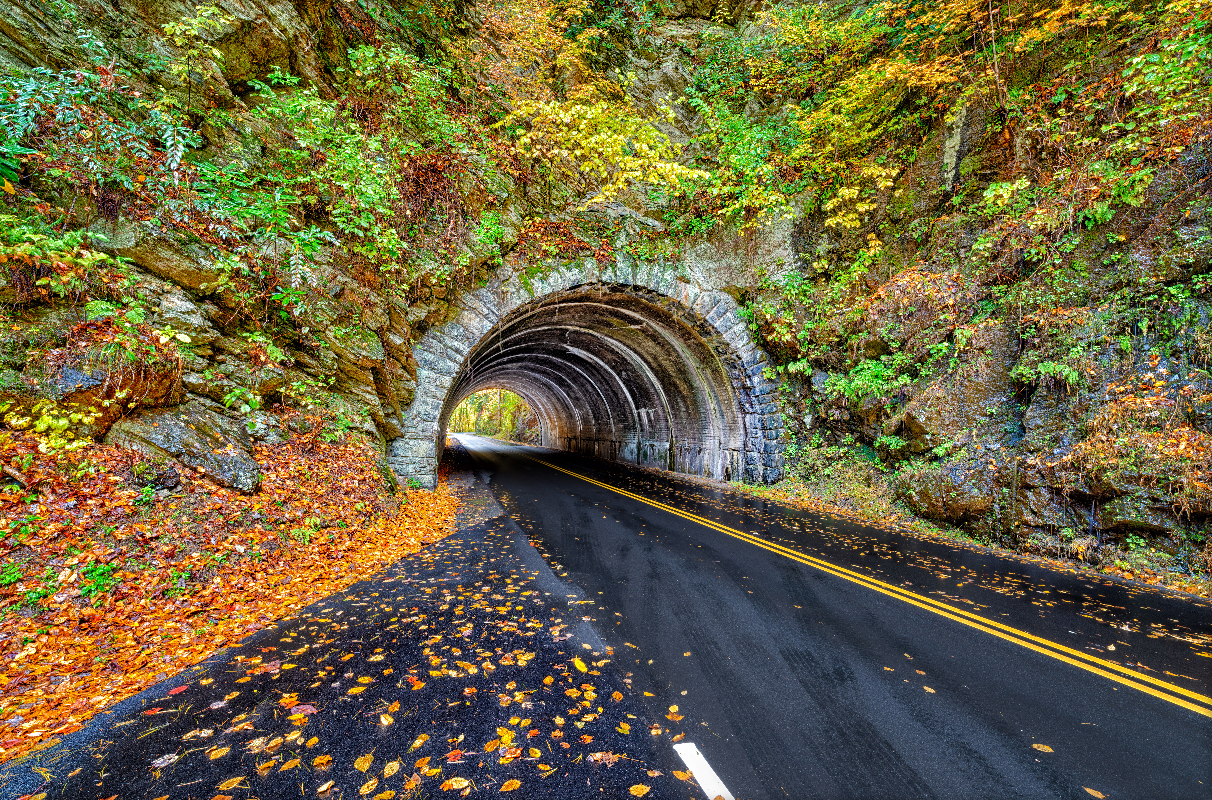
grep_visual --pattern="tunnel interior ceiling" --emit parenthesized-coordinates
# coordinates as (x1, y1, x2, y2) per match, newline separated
(440, 285, 754, 480)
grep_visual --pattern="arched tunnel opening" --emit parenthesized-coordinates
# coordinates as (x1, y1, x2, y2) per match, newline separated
(435, 283, 771, 483)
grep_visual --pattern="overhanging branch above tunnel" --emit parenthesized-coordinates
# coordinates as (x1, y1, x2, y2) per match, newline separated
(387, 264, 784, 488)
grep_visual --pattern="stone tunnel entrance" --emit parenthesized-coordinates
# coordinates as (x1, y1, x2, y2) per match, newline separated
(387, 265, 784, 488)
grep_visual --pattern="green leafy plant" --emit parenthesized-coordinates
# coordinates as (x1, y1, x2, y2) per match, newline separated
(79, 561, 119, 602)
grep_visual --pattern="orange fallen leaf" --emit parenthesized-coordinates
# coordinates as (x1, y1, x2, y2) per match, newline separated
(629, 785, 651, 797)
(500, 779, 521, 791)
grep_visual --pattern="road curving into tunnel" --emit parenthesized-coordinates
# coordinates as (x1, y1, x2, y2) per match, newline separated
(454, 433, 1212, 800)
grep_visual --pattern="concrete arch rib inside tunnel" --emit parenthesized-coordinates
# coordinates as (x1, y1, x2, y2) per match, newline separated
(435, 283, 775, 483)
(387, 274, 784, 489)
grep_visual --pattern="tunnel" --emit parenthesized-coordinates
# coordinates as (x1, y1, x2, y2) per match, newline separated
(388, 269, 784, 488)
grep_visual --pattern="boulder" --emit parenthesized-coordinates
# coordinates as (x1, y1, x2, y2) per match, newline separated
(895, 456, 996, 524)
(104, 402, 261, 492)
(890, 322, 1016, 453)
(1097, 493, 1182, 537)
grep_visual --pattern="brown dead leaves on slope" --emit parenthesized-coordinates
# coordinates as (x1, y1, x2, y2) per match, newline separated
(0, 424, 457, 764)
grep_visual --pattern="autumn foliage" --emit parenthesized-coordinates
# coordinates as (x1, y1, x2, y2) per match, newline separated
(0, 422, 457, 764)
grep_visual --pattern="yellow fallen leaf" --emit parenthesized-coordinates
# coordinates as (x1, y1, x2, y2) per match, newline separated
(2, 179, 14, 195)
(485, 738, 501, 753)
(669, 705, 679, 712)
(629, 785, 651, 797)
(348, 686, 367, 695)
(384, 759, 401, 777)
(528, 747, 541, 758)
(441, 777, 470, 790)
(388, 701, 400, 713)
(1083, 789, 1106, 799)
(573, 657, 588, 672)
(306, 737, 319, 748)
(313, 754, 333, 769)
(317, 780, 335, 794)
(673, 770, 692, 781)
(218, 777, 245, 790)
(501, 778, 522, 791)
(923, 686, 936, 693)
(611, 691, 623, 702)
(358, 676, 374, 684)
(616, 722, 631, 734)
(543, 675, 554, 685)
(411, 681, 426, 690)
(355, 753, 374, 772)
(1032, 744, 1053, 753)
(359, 777, 379, 795)
(374, 792, 396, 800)
(280, 758, 301, 771)
(380, 713, 394, 726)
(208, 746, 230, 760)
(409, 734, 429, 751)
(415, 756, 432, 770)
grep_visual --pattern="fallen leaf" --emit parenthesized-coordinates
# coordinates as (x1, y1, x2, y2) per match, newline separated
(1032, 744, 1054, 753)
(359, 777, 379, 795)
(415, 757, 432, 770)
(673, 770, 692, 781)
(611, 691, 623, 702)
(355, 753, 374, 772)
(573, 657, 588, 672)
(217, 777, 244, 790)
(501, 779, 521, 791)
(380, 713, 394, 726)
(629, 785, 651, 797)
(313, 755, 333, 769)
(317, 780, 335, 794)
(280, 758, 300, 771)
(923, 687, 935, 693)
(208, 746, 230, 760)
(384, 759, 402, 777)
(1083, 789, 1106, 799)
(440, 777, 470, 791)
(409, 734, 429, 751)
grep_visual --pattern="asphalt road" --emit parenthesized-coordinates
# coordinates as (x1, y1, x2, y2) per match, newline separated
(455, 434, 1212, 800)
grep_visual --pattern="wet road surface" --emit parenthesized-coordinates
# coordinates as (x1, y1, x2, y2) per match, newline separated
(2, 464, 694, 800)
(457, 434, 1212, 800)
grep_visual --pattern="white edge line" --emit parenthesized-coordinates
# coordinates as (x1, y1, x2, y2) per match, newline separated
(673, 741, 735, 800)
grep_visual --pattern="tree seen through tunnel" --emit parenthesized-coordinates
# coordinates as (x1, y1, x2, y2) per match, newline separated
(447, 388, 541, 444)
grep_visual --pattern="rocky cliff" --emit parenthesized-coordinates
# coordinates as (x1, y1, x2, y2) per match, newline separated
(1, 0, 1209, 585)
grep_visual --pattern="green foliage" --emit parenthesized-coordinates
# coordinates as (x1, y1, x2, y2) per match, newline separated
(79, 561, 119, 601)
(823, 353, 914, 405)
(0, 562, 21, 586)
(161, 4, 234, 111)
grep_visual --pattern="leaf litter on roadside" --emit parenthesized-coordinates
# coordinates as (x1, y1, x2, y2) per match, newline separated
(6, 463, 692, 800)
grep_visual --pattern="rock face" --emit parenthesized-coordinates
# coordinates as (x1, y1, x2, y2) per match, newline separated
(105, 402, 262, 492)
(890, 322, 1017, 454)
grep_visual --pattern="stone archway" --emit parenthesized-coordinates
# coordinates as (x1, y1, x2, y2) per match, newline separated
(387, 260, 784, 488)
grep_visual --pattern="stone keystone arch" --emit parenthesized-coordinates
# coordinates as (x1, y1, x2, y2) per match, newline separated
(387, 259, 784, 488)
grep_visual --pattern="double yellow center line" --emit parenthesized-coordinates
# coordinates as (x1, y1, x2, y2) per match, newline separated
(529, 456, 1212, 720)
